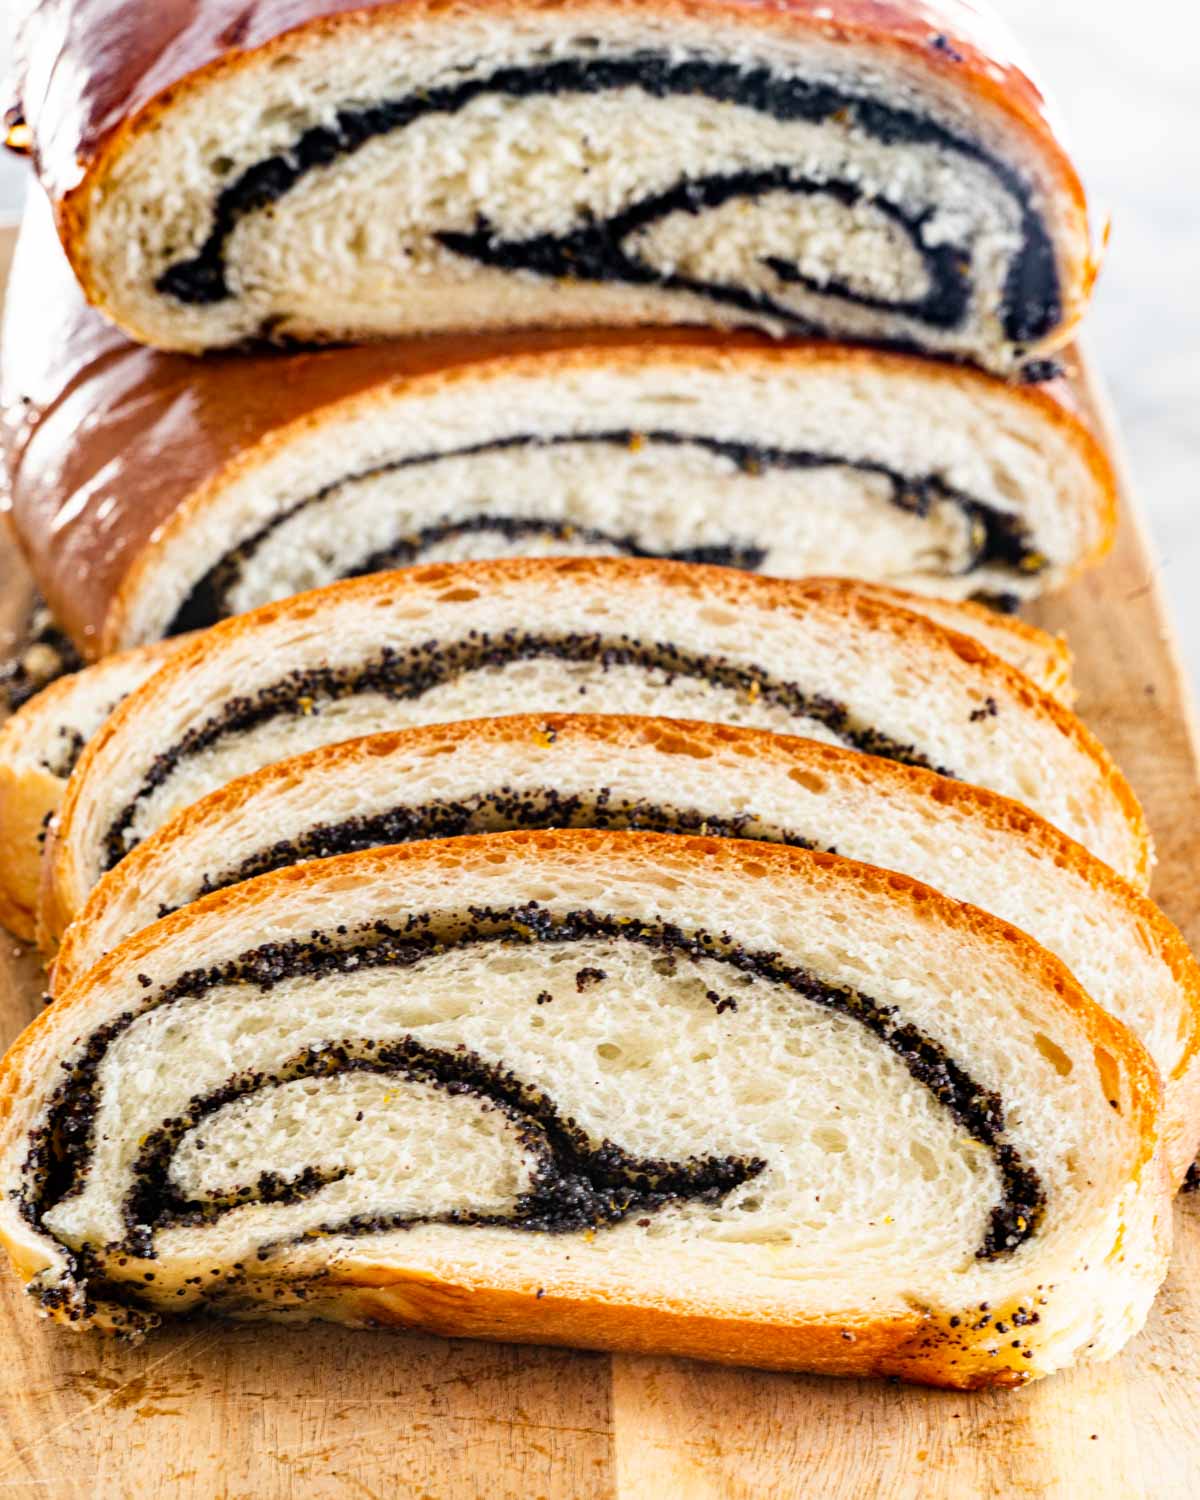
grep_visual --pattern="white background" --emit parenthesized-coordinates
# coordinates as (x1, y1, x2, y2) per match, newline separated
(0, 2, 1196, 697)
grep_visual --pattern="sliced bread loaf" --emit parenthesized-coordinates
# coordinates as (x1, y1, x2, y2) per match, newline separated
(2, 201, 1114, 650)
(0, 574, 1071, 940)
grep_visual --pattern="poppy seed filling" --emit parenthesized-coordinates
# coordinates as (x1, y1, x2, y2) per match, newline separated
(186, 786, 821, 908)
(99, 632, 953, 872)
(20, 903, 1045, 1312)
(155, 52, 1060, 349)
(166, 431, 1041, 636)
(121, 1036, 766, 1261)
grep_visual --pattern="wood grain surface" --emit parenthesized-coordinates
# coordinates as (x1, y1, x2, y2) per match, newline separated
(0, 226, 1196, 1495)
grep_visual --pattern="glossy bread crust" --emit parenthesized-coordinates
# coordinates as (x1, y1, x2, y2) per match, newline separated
(9, 0, 1080, 203)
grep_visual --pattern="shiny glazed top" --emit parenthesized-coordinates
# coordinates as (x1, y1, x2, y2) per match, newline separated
(10, 0, 1081, 212)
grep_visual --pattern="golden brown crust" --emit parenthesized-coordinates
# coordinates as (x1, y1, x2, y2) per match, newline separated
(36, 835, 76, 961)
(0, 762, 56, 941)
(15, 0, 1084, 204)
(295, 1245, 1189, 1387)
(40, 560, 1153, 947)
(3, 201, 1115, 657)
(0, 680, 106, 942)
(290, 1270, 1001, 1387)
(14, 0, 1095, 354)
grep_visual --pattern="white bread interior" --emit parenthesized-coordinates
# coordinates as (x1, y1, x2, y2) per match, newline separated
(899, 591, 1072, 701)
(0, 832, 1166, 1386)
(52, 716, 1200, 1185)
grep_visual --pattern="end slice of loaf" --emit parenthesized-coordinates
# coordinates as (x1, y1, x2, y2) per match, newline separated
(0, 831, 1167, 1386)
(0, 641, 179, 939)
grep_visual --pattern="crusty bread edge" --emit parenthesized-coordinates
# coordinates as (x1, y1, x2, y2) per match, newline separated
(0, 675, 89, 939)
(0, 671, 125, 941)
(0, 640, 180, 941)
(0, 762, 56, 941)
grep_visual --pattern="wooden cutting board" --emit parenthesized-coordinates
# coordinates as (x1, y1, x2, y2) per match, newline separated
(0, 226, 1197, 1497)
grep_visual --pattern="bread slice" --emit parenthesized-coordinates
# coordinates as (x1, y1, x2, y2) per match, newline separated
(51, 715, 1200, 1185)
(0, 641, 179, 940)
(14, 0, 1096, 368)
(40, 559, 1146, 952)
(0, 831, 1167, 1385)
(2, 200, 1116, 652)
(0, 570, 1070, 942)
